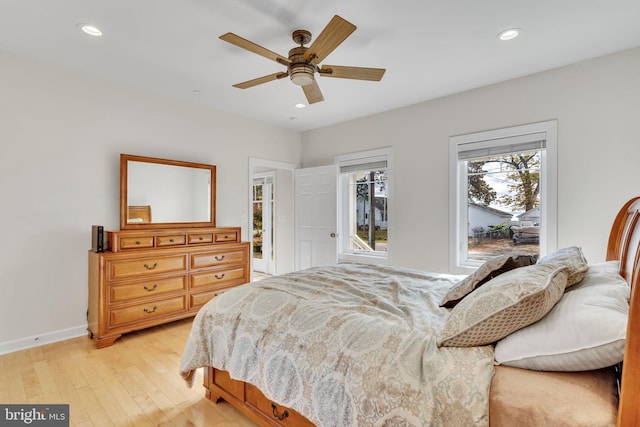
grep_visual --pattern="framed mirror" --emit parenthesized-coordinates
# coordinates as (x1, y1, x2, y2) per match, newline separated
(120, 154, 216, 229)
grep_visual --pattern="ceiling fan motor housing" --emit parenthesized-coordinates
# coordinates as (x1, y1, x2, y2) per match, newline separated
(288, 46, 316, 86)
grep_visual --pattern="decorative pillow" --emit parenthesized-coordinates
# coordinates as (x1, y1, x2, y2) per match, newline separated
(494, 261, 629, 371)
(439, 253, 538, 308)
(536, 246, 588, 287)
(437, 264, 568, 347)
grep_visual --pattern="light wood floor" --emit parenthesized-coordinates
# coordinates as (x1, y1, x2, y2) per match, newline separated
(252, 272, 271, 282)
(0, 319, 257, 427)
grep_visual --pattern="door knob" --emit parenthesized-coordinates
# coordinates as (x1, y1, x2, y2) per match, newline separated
(330, 233, 336, 238)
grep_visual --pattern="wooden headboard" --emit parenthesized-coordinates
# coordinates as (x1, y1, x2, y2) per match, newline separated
(606, 196, 640, 426)
(127, 205, 152, 223)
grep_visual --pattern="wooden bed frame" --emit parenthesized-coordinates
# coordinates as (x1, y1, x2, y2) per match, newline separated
(127, 205, 152, 223)
(201, 196, 640, 427)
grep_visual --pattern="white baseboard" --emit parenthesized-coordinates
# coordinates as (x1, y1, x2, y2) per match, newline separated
(0, 324, 88, 356)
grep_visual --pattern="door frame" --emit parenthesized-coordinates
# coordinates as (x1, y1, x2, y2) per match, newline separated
(252, 171, 275, 274)
(248, 157, 298, 279)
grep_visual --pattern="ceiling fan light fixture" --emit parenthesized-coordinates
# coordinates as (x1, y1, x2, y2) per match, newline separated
(290, 64, 315, 86)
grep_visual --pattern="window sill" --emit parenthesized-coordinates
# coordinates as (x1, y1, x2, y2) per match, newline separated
(339, 252, 389, 265)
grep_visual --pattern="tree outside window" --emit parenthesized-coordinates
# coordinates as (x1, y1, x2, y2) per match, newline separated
(467, 151, 541, 260)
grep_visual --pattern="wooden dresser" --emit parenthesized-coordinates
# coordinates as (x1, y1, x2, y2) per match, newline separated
(88, 227, 250, 348)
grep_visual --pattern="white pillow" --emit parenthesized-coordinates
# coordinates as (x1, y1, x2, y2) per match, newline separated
(494, 261, 629, 371)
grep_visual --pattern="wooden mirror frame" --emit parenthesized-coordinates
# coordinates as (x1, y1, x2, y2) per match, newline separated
(120, 154, 216, 229)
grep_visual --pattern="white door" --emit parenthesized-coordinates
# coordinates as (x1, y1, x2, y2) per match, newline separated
(252, 173, 274, 274)
(295, 165, 337, 270)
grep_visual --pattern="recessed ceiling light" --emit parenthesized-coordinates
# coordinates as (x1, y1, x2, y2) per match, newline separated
(498, 28, 520, 41)
(77, 23, 102, 37)
(295, 103, 306, 109)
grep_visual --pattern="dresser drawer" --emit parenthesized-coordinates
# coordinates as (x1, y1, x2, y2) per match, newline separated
(109, 296, 187, 327)
(156, 234, 186, 247)
(109, 276, 187, 303)
(190, 267, 246, 290)
(214, 231, 238, 243)
(107, 255, 187, 281)
(190, 288, 228, 310)
(119, 236, 154, 250)
(191, 249, 245, 269)
(109, 227, 242, 252)
(188, 233, 213, 244)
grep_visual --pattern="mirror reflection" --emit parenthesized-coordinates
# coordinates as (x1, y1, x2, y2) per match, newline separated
(120, 154, 216, 229)
(127, 161, 211, 224)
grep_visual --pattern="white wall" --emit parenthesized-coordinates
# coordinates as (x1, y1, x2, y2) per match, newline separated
(0, 51, 301, 353)
(301, 48, 640, 273)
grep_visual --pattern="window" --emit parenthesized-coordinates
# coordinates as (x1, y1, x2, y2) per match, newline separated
(449, 121, 557, 273)
(337, 147, 392, 259)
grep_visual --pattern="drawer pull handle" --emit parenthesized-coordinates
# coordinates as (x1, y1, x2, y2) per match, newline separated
(198, 237, 203, 241)
(169, 239, 174, 243)
(224, 235, 229, 239)
(144, 284, 158, 292)
(214, 273, 225, 280)
(214, 255, 225, 261)
(270, 403, 289, 421)
(143, 305, 158, 313)
(143, 263, 158, 270)
(135, 241, 141, 245)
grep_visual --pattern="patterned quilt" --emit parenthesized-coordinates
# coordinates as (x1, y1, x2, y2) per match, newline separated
(180, 263, 494, 427)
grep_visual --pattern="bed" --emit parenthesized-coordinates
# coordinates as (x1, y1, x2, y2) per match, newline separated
(127, 205, 152, 223)
(180, 196, 640, 426)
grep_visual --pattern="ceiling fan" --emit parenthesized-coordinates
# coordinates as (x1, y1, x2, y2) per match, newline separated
(219, 15, 386, 104)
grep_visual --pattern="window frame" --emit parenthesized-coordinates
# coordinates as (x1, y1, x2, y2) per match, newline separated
(336, 147, 393, 262)
(449, 120, 557, 274)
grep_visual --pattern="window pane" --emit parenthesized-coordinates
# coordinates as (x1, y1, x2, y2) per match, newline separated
(252, 200, 263, 259)
(252, 182, 263, 260)
(467, 151, 540, 261)
(344, 169, 388, 253)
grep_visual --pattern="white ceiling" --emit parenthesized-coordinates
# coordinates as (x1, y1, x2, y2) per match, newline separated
(2, 0, 640, 132)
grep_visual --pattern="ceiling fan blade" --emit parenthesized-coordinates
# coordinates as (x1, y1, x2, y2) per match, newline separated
(304, 15, 356, 64)
(302, 80, 324, 104)
(220, 33, 292, 66)
(319, 65, 386, 81)
(233, 72, 288, 89)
